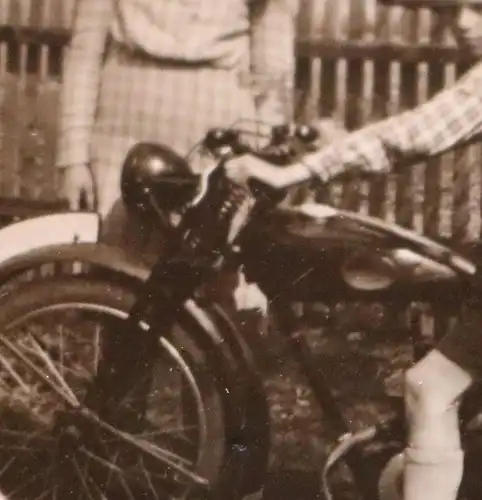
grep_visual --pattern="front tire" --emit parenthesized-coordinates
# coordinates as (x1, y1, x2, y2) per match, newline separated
(0, 276, 231, 499)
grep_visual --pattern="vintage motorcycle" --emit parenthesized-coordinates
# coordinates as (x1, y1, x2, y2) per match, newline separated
(0, 122, 479, 500)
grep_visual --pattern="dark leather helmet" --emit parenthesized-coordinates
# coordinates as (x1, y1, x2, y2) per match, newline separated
(120, 142, 199, 216)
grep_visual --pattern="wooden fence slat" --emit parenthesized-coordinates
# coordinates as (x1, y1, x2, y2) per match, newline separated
(339, 59, 363, 212)
(410, 8, 429, 235)
(336, 1, 368, 213)
(422, 62, 446, 238)
(297, 39, 475, 65)
(367, 0, 393, 220)
(368, 59, 390, 218)
(357, 3, 377, 215)
(296, 0, 324, 123)
(296, 0, 481, 240)
(0, 0, 479, 240)
(394, 61, 416, 229)
(451, 144, 473, 241)
(27, 0, 42, 27)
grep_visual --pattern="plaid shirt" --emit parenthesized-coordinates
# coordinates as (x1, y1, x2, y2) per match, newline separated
(58, 0, 296, 167)
(303, 61, 482, 182)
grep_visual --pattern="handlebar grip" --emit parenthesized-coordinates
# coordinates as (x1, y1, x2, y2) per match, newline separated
(204, 123, 320, 162)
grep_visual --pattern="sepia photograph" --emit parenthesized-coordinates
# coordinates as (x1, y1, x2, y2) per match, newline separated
(0, 0, 480, 499)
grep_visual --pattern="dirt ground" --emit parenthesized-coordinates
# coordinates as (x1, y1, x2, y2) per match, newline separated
(265, 308, 414, 470)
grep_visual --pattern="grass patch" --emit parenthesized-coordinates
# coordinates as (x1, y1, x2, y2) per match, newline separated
(265, 313, 414, 472)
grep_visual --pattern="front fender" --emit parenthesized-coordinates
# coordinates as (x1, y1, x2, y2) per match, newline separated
(0, 241, 150, 286)
(0, 211, 269, 387)
(0, 212, 100, 264)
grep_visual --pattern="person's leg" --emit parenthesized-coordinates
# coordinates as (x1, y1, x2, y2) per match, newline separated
(91, 146, 154, 256)
(404, 350, 471, 500)
(403, 301, 482, 500)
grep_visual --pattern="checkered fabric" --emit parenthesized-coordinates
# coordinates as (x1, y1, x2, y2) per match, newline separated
(303, 61, 482, 183)
(57, 0, 297, 215)
(379, 0, 482, 6)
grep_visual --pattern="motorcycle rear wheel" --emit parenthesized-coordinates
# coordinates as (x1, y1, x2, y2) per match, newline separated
(0, 276, 230, 499)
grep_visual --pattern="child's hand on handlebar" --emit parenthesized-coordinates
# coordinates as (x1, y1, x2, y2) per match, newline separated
(224, 154, 280, 187)
(224, 154, 314, 190)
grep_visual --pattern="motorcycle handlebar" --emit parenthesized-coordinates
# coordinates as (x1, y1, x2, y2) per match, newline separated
(200, 122, 320, 203)
(202, 122, 320, 163)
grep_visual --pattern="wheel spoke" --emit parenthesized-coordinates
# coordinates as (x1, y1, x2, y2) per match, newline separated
(97, 448, 120, 491)
(116, 471, 137, 500)
(58, 324, 65, 381)
(27, 333, 79, 406)
(0, 333, 78, 408)
(78, 447, 123, 476)
(0, 428, 53, 442)
(0, 428, 54, 459)
(137, 425, 197, 440)
(0, 456, 16, 484)
(0, 354, 31, 393)
(31, 485, 57, 500)
(100, 431, 193, 467)
(78, 447, 137, 499)
(72, 455, 99, 500)
(17, 340, 91, 381)
(139, 456, 161, 500)
(79, 445, 178, 500)
(4, 464, 55, 498)
(79, 407, 207, 488)
(93, 324, 101, 375)
(0, 292, 221, 500)
(83, 445, 138, 500)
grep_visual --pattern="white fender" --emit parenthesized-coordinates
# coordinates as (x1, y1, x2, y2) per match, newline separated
(0, 212, 100, 264)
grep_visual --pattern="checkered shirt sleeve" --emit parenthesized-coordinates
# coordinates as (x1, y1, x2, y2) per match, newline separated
(249, 0, 298, 124)
(303, 61, 482, 183)
(57, 0, 113, 167)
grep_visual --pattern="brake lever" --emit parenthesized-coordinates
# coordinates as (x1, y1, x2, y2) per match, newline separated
(189, 160, 220, 207)
(201, 124, 305, 206)
(244, 136, 302, 202)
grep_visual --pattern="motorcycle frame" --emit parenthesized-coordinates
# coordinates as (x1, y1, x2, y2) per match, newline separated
(0, 212, 478, 499)
(125, 245, 409, 500)
(271, 298, 395, 500)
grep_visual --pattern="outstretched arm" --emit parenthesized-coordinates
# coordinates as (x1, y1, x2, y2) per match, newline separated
(299, 61, 482, 184)
(57, 0, 113, 168)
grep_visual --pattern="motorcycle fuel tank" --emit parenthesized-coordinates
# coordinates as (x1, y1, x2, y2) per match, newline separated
(242, 204, 476, 303)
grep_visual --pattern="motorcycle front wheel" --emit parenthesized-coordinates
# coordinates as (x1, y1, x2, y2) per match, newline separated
(0, 276, 230, 499)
